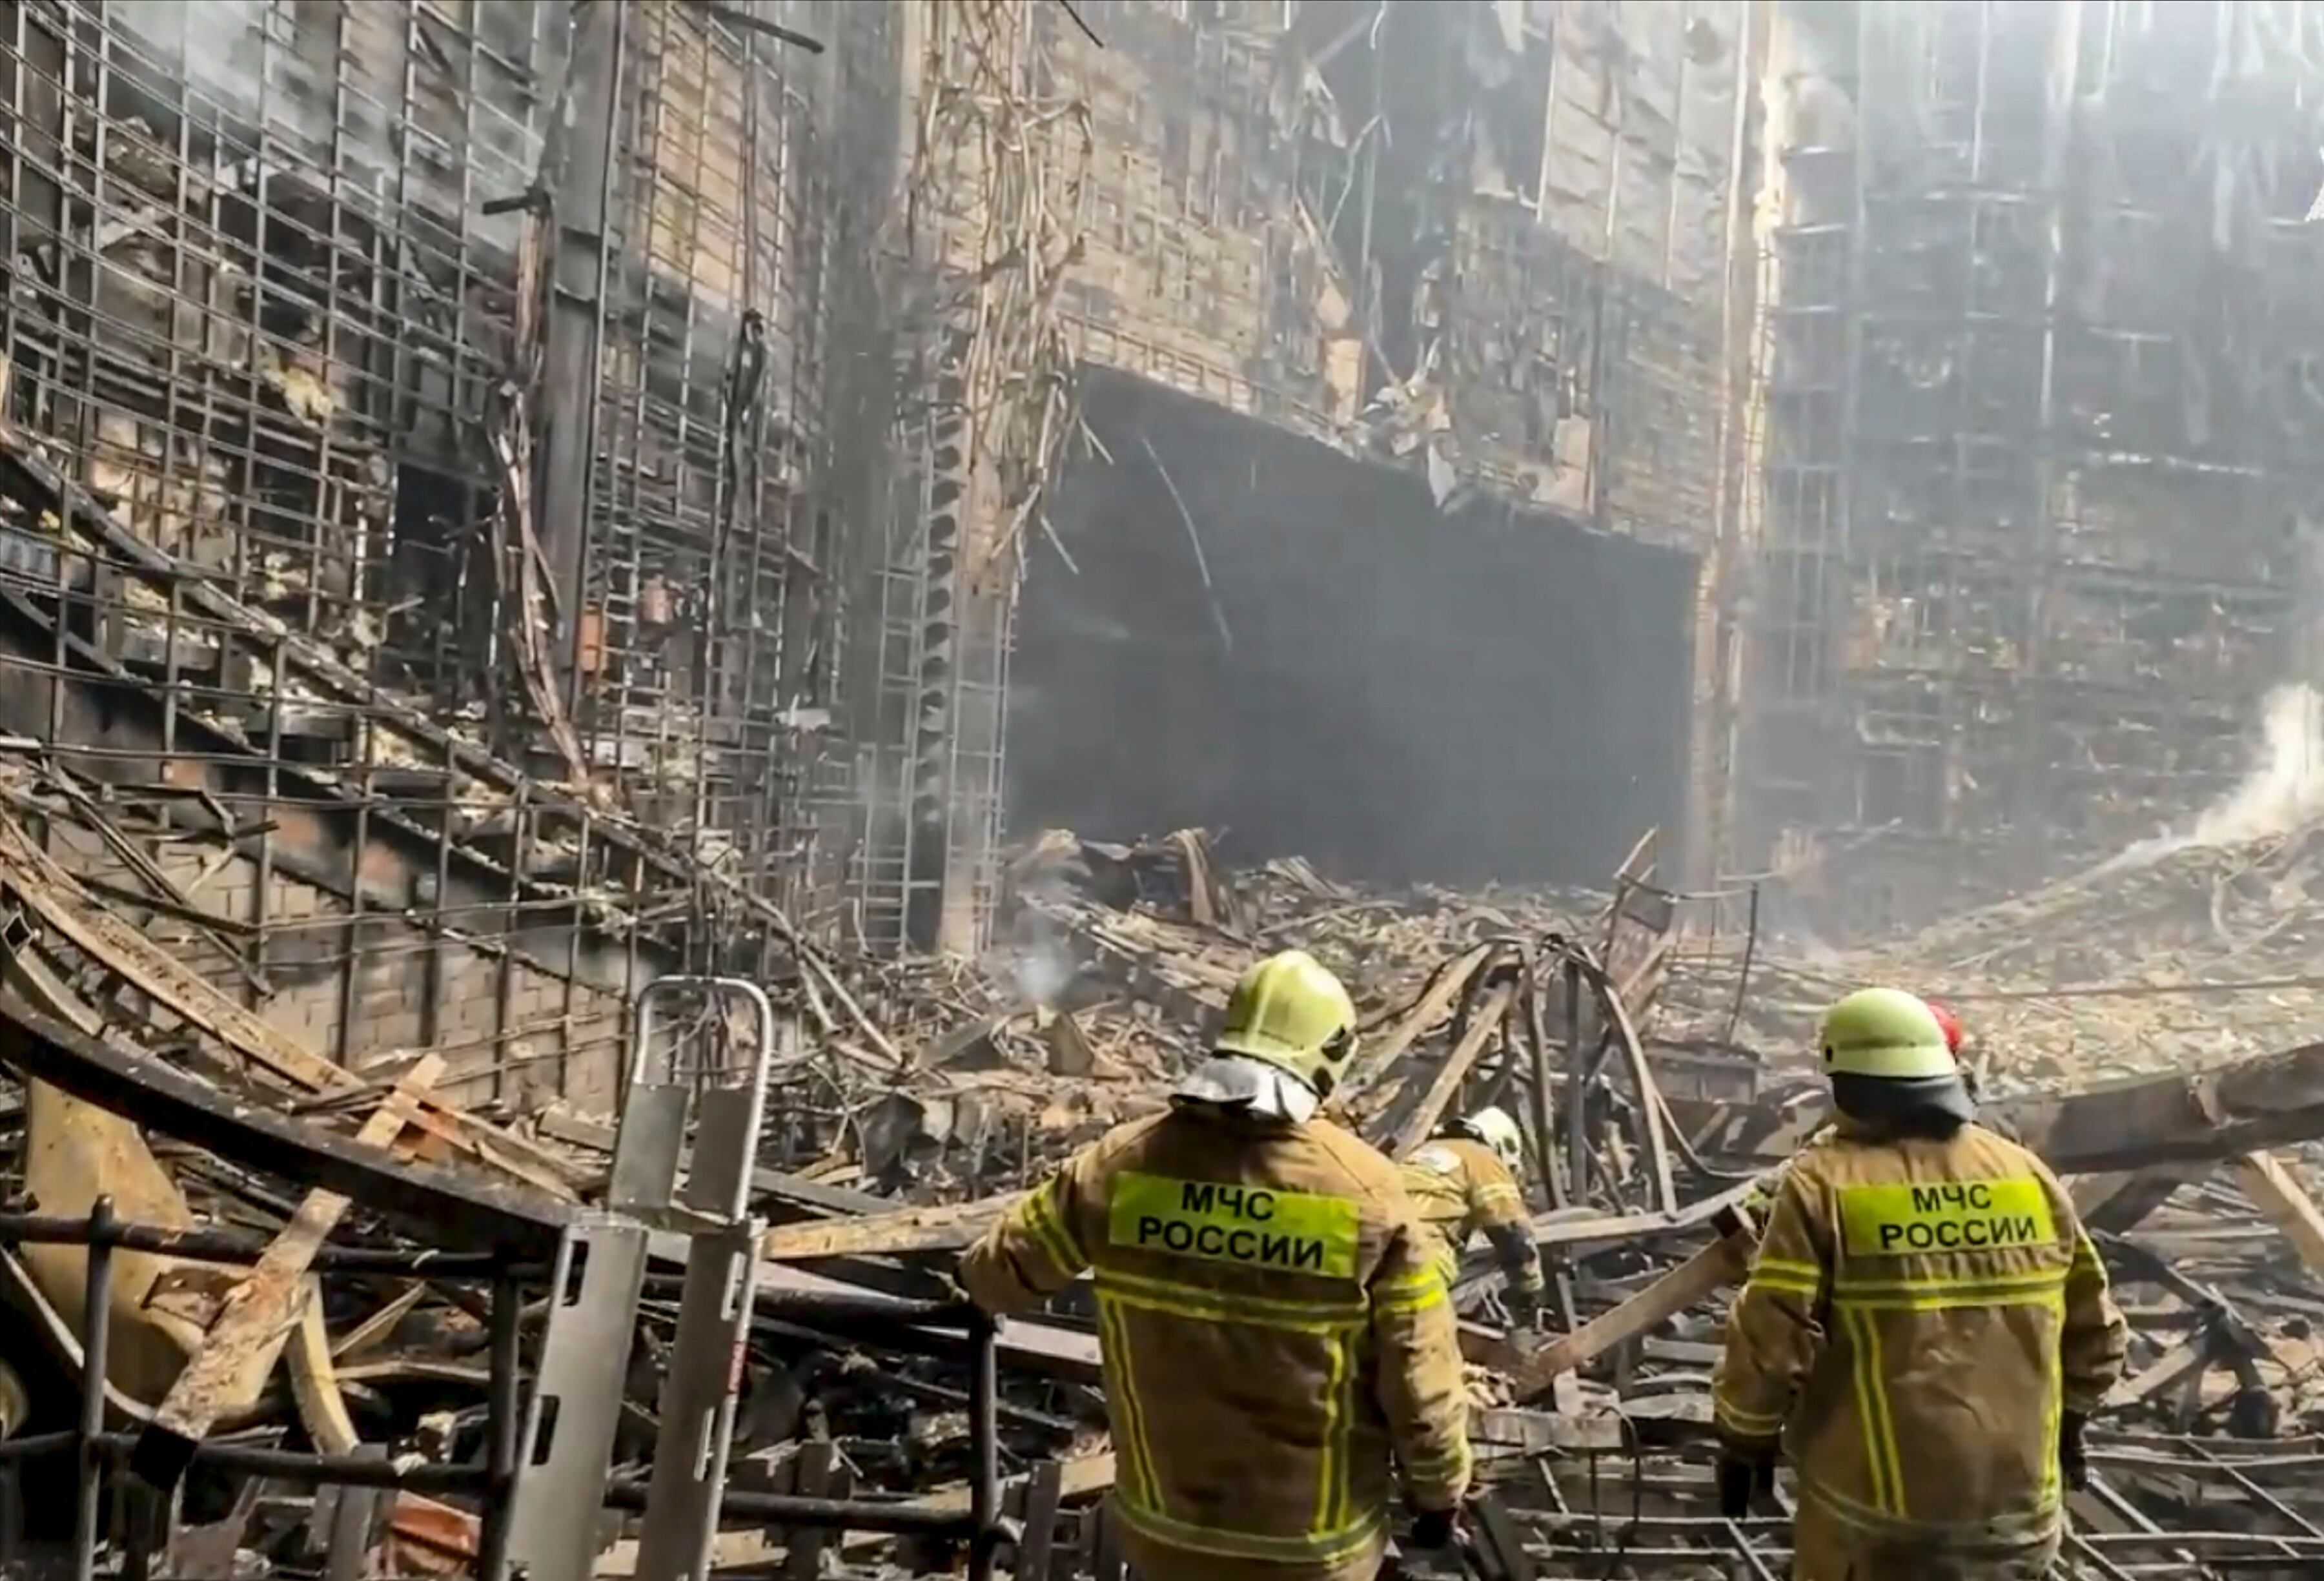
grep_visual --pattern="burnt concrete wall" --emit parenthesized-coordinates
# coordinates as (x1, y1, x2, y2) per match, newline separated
(1009, 371, 1697, 890)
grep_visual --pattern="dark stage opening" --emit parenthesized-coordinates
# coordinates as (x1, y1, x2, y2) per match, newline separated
(1006, 371, 1698, 890)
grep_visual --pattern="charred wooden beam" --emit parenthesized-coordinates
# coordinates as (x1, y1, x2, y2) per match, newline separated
(0, 995, 567, 1256)
(1341, 944, 1493, 1102)
(134, 1058, 447, 1488)
(1389, 981, 1516, 1158)
(1992, 1039, 2324, 1172)
(2074, 1167, 2203, 1236)
(2229, 1152, 2324, 1287)
(1508, 1210, 1757, 1402)
(1684, 1041, 2324, 1176)
(762, 1197, 1023, 1263)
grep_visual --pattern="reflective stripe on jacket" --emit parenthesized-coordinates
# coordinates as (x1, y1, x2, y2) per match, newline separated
(959, 1108, 1472, 1571)
(1398, 1137, 1544, 1300)
(1712, 1120, 2128, 1556)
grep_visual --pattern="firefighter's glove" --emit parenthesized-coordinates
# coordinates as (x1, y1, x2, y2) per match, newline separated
(1715, 1446, 1776, 1520)
(1505, 1281, 1544, 1331)
(1406, 1502, 1462, 1551)
(2059, 1410, 2090, 1492)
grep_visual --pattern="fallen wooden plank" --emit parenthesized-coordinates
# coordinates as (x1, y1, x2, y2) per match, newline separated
(287, 1294, 360, 1456)
(1524, 1178, 1758, 1258)
(0, 815, 352, 1094)
(328, 1286, 428, 1363)
(901, 1451, 1118, 1517)
(134, 1056, 446, 1486)
(762, 1195, 1024, 1263)
(1508, 1230, 1754, 1403)
(545, 1103, 1029, 1272)
(1997, 1040, 2324, 1172)
(771, 1152, 1764, 1280)
(1475, 1403, 1695, 1453)
(1681, 1040, 2324, 1176)
(1342, 944, 1493, 1101)
(648, 1239, 1105, 1384)
(1389, 982, 1515, 1159)
(538, 1103, 898, 1225)
(371, 1087, 578, 1201)
(0, 994, 568, 1255)
(2074, 1167, 2203, 1235)
(2232, 1151, 2324, 1287)
(2106, 1334, 2209, 1411)
(383, 1492, 478, 1578)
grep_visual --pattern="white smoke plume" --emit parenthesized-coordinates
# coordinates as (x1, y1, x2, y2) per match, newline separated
(1011, 936, 1076, 1008)
(110, 0, 267, 121)
(2188, 683, 2324, 846)
(2101, 682, 2324, 872)
(105, 0, 535, 252)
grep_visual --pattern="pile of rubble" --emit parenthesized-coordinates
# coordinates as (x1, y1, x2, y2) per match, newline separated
(1859, 823, 2324, 1085)
(957, 828, 2324, 1576)
(10, 799, 2324, 1576)
(1669, 815, 2324, 1090)
(761, 828, 1618, 1211)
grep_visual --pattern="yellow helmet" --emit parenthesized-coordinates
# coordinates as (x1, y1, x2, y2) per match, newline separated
(1215, 950, 1360, 1096)
(1819, 988, 1958, 1081)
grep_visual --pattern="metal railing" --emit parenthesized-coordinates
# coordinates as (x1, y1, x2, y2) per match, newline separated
(0, 1199, 1006, 1581)
(649, 1287, 1007, 1581)
(0, 1197, 525, 1581)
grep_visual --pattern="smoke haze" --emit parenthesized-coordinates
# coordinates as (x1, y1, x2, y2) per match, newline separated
(2101, 682, 2324, 872)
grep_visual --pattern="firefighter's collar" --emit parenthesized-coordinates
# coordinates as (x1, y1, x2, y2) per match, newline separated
(1171, 1054, 1320, 1123)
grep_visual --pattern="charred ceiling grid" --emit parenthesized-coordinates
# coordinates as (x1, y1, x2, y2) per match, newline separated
(1741, 0, 2324, 935)
(0, 0, 902, 1104)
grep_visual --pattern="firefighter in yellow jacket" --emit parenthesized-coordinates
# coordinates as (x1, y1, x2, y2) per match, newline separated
(1711, 988, 2128, 1581)
(959, 950, 1472, 1581)
(1400, 1107, 1546, 1325)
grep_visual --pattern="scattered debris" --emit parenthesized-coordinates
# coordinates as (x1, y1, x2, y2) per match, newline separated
(0, 799, 2317, 1578)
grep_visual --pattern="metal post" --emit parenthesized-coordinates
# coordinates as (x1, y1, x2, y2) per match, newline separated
(74, 1196, 114, 1581)
(477, 1263, 525, 1581)
(1562, 955, 1587, 1201)
(544, 0, 628, 708)
(1722, 882, 1761, 1047)
(630, 975, 780, 1217)
(0, 1461, 22, 1566)
(1525, 964, 1558, 1210)
(966, 1311, 1002, 1581)
(631, 976, 781, 1581)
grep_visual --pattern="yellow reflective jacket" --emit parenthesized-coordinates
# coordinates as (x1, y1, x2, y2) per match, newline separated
(1398, 1136, 1544, 1300)
(960, 1107, 1471, 1575)
(1712, 1119, 2129, 1556)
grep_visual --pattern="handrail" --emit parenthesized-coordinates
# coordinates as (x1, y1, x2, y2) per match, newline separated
(0, 1198, 1009, 1581)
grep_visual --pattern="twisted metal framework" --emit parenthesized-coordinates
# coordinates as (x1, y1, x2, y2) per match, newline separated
(0, 0, 1045, 1105)
(854, 0, 1090, 954)
(1738, 1, 2324, 937)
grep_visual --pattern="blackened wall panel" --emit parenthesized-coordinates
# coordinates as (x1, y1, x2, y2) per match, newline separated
(1010, 370, 1697, 890)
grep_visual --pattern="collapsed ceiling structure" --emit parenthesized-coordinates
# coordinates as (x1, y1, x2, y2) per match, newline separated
(0, 0, 2323, 1576)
